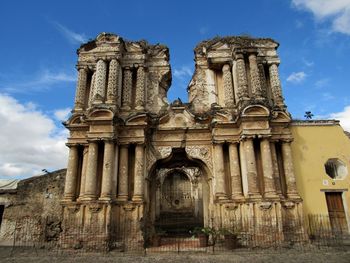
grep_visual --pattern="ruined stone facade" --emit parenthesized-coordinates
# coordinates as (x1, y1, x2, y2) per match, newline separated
(61, 33, 303, 246)
(0, 169, 66, 245)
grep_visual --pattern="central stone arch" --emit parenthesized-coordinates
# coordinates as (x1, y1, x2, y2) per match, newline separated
(146, 148, 210, 236)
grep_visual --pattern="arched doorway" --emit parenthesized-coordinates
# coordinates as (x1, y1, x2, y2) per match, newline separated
(147, 148, 209, 236)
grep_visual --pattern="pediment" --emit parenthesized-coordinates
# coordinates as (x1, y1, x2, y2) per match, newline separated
(88, 109, 113, 119)
(125, 114, 147, 125)
(159, 109, 196, 128)
(211, 42, 230, 50)
(125, 42, 144, 53)
(242, 105, 270, 117)
(66, 113, 84, 125)
(213, 112, 230, 123)
(272, 111, 291, 122)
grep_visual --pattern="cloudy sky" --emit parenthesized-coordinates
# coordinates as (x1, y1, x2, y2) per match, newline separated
(1, 0, 350, 179)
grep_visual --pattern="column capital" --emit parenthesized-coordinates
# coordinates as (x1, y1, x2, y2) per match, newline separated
(239, 135, 255, 142)
(222, 64, 231, 72)
(281, 138, 294, 143)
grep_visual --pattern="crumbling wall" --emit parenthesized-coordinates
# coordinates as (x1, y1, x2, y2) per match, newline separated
(0, 169, 66, 245)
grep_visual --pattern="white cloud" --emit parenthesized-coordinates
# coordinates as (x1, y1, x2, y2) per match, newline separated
(1, 69, 76, 93)
(54, 108, 71, 122)
(286, 71, 307, 83)
(292, 0, 350, 35)
(0, 93, 68, 178)
(329, 105, 350, 131)
(174, 66, 193, 80)
(315, 78, 330, 88)
(321, 92, 335, 101)
(302, 58, 314, 67)
(52, 21, 87, 44)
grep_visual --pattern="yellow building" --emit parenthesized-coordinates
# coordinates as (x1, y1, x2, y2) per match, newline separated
(291, 120, 350, 233)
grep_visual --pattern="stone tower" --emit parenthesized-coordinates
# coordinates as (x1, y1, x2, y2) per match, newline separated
(62, 33, 303, 248)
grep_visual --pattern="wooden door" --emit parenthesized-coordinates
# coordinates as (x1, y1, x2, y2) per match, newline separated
(325, 192, 348, 234)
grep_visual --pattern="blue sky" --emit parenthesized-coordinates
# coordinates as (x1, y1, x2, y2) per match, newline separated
(0, 0, 350, 178)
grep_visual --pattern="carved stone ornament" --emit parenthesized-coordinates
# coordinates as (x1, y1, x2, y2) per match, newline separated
(67, 204, 80, 214)
(259, 202, 272, 210)
(156, 146, 172, 159)
(282, 201, 295, 209)
(123, 203, 136, 211)
(89, 203, 102, 213)
(225, 203, 238, 211)
(185, 145, 213, 173)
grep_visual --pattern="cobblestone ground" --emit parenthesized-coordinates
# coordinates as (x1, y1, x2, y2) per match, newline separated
(1, 247, 350, 263)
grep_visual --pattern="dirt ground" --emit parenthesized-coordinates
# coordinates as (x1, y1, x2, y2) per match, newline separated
(1, 247, 350, 263)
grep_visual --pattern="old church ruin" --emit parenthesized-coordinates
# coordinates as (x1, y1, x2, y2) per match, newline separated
(59, 33, 304, 247)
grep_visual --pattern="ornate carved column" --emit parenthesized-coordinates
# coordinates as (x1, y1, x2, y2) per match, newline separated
(93, 59, 107, 104)
(117, 144, 129, 201)
(258, 63, 267, 98)
(235, 53, 249, 100)
(135, 65, 145, 111)
(121, 67, 132, 110)
(132, 144, 145, 202)
(213, 143, 227, 200)
(228, 142, 244, 200)
(222, 64, 234, 107)
(78, 146, 89, 199)
(268, 63, 285, 107)
(281, 140, 299, 199)
(63, 145, 79, 201)
(106, 59, 120, 104)
(248, 53, 263, 98)
(242, 138, 261, 198)
(83, 142, 99, 200)
(74, 67, 88, 110)
(88, 72, 95, 107)
(270, 141, 283, 196)
(260, 138, 277, 198)
(100, 140, 115, 200)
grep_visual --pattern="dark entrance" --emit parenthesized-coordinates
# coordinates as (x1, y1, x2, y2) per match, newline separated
(148, 148, 207, 236)
(155, 170, 203, 235)
(0, 205, 4, 228)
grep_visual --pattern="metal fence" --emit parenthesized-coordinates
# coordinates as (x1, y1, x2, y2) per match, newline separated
(2, 214, 349, 255)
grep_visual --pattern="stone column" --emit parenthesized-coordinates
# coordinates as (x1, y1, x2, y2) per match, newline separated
(228, 142, 244, 200)
(268, 63, 285, 107)
(270, 141, 283, 196)
(63, 145, 79, 201)
(248, 53, 263, 98)
(258, 64, 267, 98)
(106, 59, 120, 104)
(281, 140, 299, 199)
(117, 144, 129, 201)
(88, 72, 95, 107)
(235, 53, 249, 100)
(243, 138, 261, 198)
(213, 143, 227, 200)
(100, 140, 115, 200)
(260, 138, 277, 198)
(93, 59, 107, 104)
(222, 64, 234, 107)
(121, 67, 132, 110)
(112, 144, 119, 198)
(135, 65, 145, 111)
(74, 67, 88, 110)
(78, 146, 89, 199)
(132, 144, 145, 202)
(84, 142, 99, 200)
